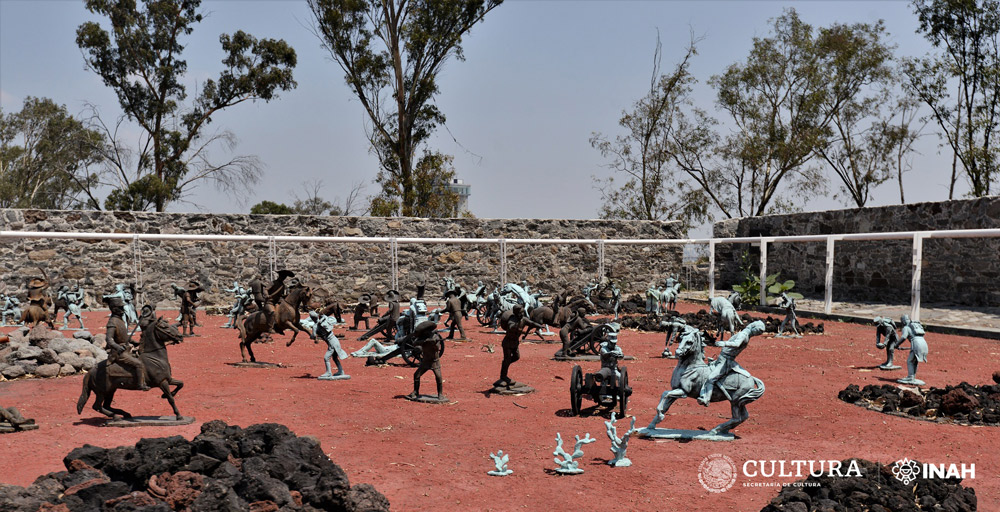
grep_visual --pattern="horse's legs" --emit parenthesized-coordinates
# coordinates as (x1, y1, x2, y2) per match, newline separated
(161, 377, 184, 398)
(284, 322, 300, 347)
(158, 380, 183, 420)
(245, 340, 257, 362)
(708, 402, 746, 435)
(99, 388, 131, 419)
(647, 389, 684, 430)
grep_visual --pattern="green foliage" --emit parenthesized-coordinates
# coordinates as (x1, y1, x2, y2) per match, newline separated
(308, 0, 501, 217)
(590, 35, 709, 234)
(0, 97, 105, 209)
(730, 250, 802, 304)
(904, 0, 1000, 197)
(77, 0, 297, 212)
(369, 151, 462, 217)
(250, 201, 294, 215)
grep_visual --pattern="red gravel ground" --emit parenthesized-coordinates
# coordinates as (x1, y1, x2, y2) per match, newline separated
(1, 303, 997, 511)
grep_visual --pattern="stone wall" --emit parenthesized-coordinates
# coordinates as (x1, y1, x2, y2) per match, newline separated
(0, 209, 682, 310)
(713, 197, 1000, 306)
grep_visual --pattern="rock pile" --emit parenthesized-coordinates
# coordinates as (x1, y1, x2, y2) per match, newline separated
(760, 458, 976, 511)
(618, 310, 824, 335)
(0, 421, 390, 512)
(0, 326, 107, 380)
(838, 381, 1000, 426)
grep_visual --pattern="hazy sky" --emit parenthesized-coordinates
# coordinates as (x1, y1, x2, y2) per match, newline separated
(0, 0, 964, 233)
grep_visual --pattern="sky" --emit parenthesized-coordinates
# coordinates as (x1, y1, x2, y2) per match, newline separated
(0, 0, 966, 234)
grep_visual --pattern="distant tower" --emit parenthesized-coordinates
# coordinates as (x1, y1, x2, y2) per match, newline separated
(446, 178, 471, 216)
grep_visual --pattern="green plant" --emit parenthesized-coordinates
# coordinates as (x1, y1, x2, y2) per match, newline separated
(731, 250, 803, 304)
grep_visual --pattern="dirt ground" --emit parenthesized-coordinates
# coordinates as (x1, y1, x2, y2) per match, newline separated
(1, 303, 996, 511)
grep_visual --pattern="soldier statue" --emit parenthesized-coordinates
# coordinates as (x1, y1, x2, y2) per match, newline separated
(1, 293, 22, 326)
(103, 295, 149, 390)
(104, 284, 139, 330)
(776, 292, 800, 337)
(308, 310, 350, 380)
(443, 288, 467, 340)
(222, 281, 251, 328)
(874, 316, 904, 370)
(897, 315, 929, 386)
(697, 320, 766, 406)
(406, 321, 446, 401)
(171, 281, 204, 336)
(58, 284, 87, 330)
(495, 305, 544, 390)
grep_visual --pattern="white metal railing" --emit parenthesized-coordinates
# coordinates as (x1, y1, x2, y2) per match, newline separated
(3, 228, 1000, 322)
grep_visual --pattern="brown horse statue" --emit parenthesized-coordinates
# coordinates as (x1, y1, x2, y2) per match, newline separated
(525, 295, 595, 340)
(236, 284, 311, 362)
(77, 309, 185, 420)
(22, 296, 55, 329)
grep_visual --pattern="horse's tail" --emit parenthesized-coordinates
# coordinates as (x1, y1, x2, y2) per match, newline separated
(736, 376, 765, 407)
(77, 371, 92, 414)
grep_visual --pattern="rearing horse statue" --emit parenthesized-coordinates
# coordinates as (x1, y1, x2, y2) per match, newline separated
(644, 328, 765, 437)
(237, 284, 311, 362)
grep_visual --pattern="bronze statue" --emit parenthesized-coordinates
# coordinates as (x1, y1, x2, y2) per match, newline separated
(171, 281, 203, 336)
(236, 275, 311, 362)
(352, 293, 373, 330)
(406, 320, 446, 401)
(102, 295, 149, 390)
(556, 307, 592, 357)
(443, 289, 467, 340)
(0, 405, 35, 432)
(495, 305, 544, 390)
(22, 277, 54, 329)
(77, 305, 187, 421)
(358, 290, 400, 342)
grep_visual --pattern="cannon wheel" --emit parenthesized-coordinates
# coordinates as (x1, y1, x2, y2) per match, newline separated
(570, 365, 583, 416)
(588, 325, 608, 355)
(401, 345, 422, 367)
(476, 305, 490, 326)
(618, 366, 629, 418)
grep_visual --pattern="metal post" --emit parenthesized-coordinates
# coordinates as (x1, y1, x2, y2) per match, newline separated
(132, 234, 142, 301)
(597, 239, 605, 281)
(390, 238, 399, 291)
(824, 237, 835, 314)
(759, 240, 768, 306)
(267, 236, 277, 282)
(911, 233, 923, 322)
(499, 238, 507, 284)
(708, 240, 716, 298)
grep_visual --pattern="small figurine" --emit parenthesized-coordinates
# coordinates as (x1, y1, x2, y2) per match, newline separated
(556, 307, 592, 358)
(222, 281, 251, 328)
(351, 293, 373, 330)
(0, 406, 36, 432)
(897, 315, 929, 386)
(103, 295, 149, 390)
(709, 296, 743, 340)
(57, 284, 87, 330)
(874, 316, 903, 370)
(308, 311, 350, 380)
(487, 450, 513, 476)
(359, 290, 400, 342)
(727, 291, 743, 310)
(1, 293, 22, 326)
(405, 320, 446, 402)
(605, 412, 637, 467)
(662, 281, 681, 311)
(645, 284, 662, 315)
(443, 288, 467, 340)
(494, 305, 544, 392)
(775, 292, 800, 337)
(103, 283, 139, 330)
(552, 433, 595, 474)
(660, 316, 689, 358)
(171, 281, 203, 336)
(609, 283, 622, 320)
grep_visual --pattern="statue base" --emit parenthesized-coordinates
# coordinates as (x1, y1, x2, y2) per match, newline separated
(878, 365, 902, 370)
(0, 422, 39, 433)
(608, 458, 632, 467)
(487, 470, 513, 476)
(636, 427, 735, 442)
(318, 373, 351, 381)
(105, 415, 195, 428)
(492, 384, 534, 395)
(228, 362, 284, 369)
(897, 377, 926, 386)
(405, 394, 450, 404)
(554, 467, 584, 475)
(553, 355, 635, 362)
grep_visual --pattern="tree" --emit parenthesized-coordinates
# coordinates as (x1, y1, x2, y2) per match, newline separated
(250, 200, 294, 215)
(672, 11, 896, 217)
(905, 0, 1000, 198)
(76, 0, 297, 212)
(589, 35, 709, 234)
(369, 150, 462, 217)
(308, 0, 501, 216)
(0, 97, 105, 209)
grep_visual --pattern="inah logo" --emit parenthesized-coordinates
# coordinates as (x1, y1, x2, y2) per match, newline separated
(699, 454, 737, 493)
(891, 458, 921, 485)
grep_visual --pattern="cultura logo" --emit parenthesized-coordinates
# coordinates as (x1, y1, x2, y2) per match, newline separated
(891, 458, 921, 484)
(699, 454, 737, 493)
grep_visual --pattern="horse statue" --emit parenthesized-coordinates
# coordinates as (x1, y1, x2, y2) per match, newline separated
(236, 284, 312, 362)
(525, 294, 595, 340)
(22, 297, 54, 329)
(642, 329, 765, 438)
(662, 282, 682, 311)
(709, 296, 743, 340)
(77, 310, 185, 420)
